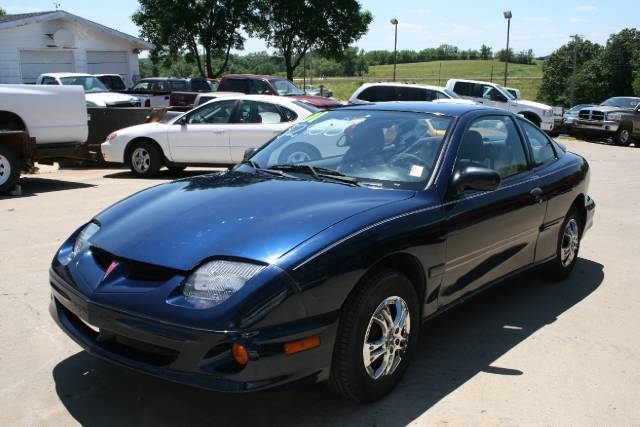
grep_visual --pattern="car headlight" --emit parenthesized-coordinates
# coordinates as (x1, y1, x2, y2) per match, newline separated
(607, 113, 622, 122)
(543, 110, 552, 117)
(182, 260, 265, 304)
(106, 132, 118, 142)
(73, 223, 100, 257)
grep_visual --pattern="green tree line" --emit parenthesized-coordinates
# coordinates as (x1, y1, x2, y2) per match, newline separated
(539, 28, 640, 106)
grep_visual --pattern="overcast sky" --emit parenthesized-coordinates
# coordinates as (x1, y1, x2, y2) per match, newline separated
(5, 0, 640, 56)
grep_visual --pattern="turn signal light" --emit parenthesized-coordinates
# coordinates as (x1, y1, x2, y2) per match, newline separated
(284, 336, 321, 355)
(232, 343, 249, 365)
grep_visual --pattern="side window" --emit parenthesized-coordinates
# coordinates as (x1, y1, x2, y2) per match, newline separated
(251, 80, 270, 94)
(396, 87, 424, 101)
(237, 101, 257, 123)
(456, 116, 529, 179)
(170, 80, 188, 91)
(424, 89, 438, 101)
(186, 100, 237, 124)
(358, 86, 393, 102)
(453, 82, 472, 96)
(132, 81, 150, 91)
(435, 91, 448, 100)
(222, 79, 249, 93)
(520, 120, 557, 166)
(41, 77, 59, 85)
(279, 106, 298, 122)
(256, 102, 284, 123)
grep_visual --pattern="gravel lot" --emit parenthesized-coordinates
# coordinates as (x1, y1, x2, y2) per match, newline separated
(1, 139, 639, 426)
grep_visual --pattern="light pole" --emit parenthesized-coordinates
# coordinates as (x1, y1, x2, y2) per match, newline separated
(390, 18, 398, 81)
(569, 34, 582, 107)
(503, 10, 512, 87)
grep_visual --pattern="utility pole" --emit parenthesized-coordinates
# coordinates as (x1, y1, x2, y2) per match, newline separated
(570, 34, 582, 107)
(390, 18, 398, 81)
(503, 10, 512, 86)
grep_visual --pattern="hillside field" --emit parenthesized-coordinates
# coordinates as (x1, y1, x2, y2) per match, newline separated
(301, 60, 545, 101)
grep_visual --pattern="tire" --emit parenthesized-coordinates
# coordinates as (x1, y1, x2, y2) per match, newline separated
(614, 125, 632, 146)
(128, 141, 162, 177)
(540, 208, 582, 281)
(0, 145, 21, 195)
(328, 269, 420, 402)
(277, 143, 321, 165)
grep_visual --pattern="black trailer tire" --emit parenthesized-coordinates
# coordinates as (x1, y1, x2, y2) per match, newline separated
(0, 145, 22, 195)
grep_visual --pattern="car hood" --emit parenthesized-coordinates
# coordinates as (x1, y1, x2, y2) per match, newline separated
(587, 105, 633, 113)
(86, 92, 139, 106)
(116, 121, 167, 136)
(291, 95, 343, 108)
(515, 99, 553, 111)
(91, 171, 414, 271)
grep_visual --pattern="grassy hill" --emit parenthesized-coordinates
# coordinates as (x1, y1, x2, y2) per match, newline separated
(308, 60, 545, 101)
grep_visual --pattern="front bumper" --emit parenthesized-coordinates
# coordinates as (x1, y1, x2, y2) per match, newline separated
(100, 140, 124, 164)
(49, 268, 337, 392)
(540, 118, 554, 132)
(574, 120, 620, 136)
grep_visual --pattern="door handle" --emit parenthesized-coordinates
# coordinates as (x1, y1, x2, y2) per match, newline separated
(530, 187, 543, 203)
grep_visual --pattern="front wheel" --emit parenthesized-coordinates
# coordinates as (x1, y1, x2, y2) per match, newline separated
(128, 141, 162, 177)
(540, 208, 581, 281)
(277, 143, 321, 165)
(615, 125, 632, 146)
(0, 145, 21, 195)
(328, 269, 419, 402)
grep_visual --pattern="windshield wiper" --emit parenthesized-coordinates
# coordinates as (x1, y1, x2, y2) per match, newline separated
(269, 164, 360, 186)
(239, 160, 297, 179)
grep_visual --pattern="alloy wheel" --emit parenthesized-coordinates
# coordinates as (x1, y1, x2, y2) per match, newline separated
(132, 148, 151, 173)
(362, 296, 411, 380)
(286, 151, 311, 164)
(0, 154, 10, 186)
(561, 218, 580, 267)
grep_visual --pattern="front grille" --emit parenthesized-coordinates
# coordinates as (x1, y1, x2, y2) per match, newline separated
(578, 110, 605, 121)
(91, 246, 180, 282)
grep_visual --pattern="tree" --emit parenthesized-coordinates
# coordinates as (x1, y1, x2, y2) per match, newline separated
(480, 44, 493, 60)
(537, 39, 603, 105)
(634, 70, 640, 96)
(495, 48, 515, 63)
(133, 0, 253, 78)
(600, 28, 640, 96)
(253, 0, 372, 80)
(0, 7, 6, 16)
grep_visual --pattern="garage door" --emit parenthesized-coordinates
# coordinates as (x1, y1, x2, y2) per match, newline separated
(86, 51, 129, 85)
(20, 50, 74, 83)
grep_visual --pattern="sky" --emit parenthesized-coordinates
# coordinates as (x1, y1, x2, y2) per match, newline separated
(4, 0, 640, 57)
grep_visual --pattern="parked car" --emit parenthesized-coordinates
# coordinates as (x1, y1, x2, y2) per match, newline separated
(349, 82, 474, 105)
(217, 74, 343, 109)
(95, 74, 127, 91)
(36, 73, 140, 107)
(101, 95, 319, 176)
(304, 84, 333, 97)
(0, 84, 89, 193)
(51, 102, 594, 402)
(561, 104, 595, 135)
(446, 79, 555, 132)
(573, 97, 640, 145)
(169, 77, 220, 110)
(125, 77, 189, 108)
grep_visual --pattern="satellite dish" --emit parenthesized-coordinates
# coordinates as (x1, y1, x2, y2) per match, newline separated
(53, 28, 75, 48)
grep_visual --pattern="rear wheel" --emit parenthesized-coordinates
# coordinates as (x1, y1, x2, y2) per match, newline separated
(615, 125, 632, 146)
(540, 208, 581, 281)
(0, 145, 21, 195)
(128, 141, 162, 177)
(328, 269, 419, 402)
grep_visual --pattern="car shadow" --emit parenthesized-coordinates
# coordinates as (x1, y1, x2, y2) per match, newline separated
(0, 177, 96, 199)
(52, 258, 604, 427)
(104, 168, 226, 180)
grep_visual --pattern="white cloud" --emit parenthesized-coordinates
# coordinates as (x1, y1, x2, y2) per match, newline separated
(576, 5, 597, 11)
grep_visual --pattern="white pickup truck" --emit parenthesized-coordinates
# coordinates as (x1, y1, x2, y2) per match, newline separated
(446, 79, 556, 133)
(0, 85, 89, 194)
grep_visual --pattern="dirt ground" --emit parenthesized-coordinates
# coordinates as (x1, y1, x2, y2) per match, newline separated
(0, 139, 639, 426)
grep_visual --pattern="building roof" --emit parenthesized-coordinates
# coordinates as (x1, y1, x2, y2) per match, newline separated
(0, 10, 153, 50)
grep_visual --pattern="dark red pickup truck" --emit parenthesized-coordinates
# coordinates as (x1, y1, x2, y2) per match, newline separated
(168, 78, 218, 110)
(217, 74, 342, 109)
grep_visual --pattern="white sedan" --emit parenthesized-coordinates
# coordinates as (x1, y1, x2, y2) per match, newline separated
(101, 95, 319, 177)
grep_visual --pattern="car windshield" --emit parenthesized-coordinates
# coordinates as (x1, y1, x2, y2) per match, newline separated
(59, 76, 107, 93)
(270, 79, 306, 96)
(249, 110, 454, 190)
(443, 89, 461, 99)
(495, 84, 516, 100)
(601, 97, 640, 109)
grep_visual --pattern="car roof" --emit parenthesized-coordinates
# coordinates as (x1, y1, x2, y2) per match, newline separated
(339, 101, 500, 117)
(201, 94, 303, 105)
(40, 72, 93, 78)
(360, 82, 447, 91)
(222, 74, 280, 79)
(448, 78, 498, 86)
(138, 77, 188, 82)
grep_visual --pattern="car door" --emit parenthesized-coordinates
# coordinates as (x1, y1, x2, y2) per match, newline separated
(439, 114, 548, 305)
(166, 99, 236, 164)
(228, 100, 292, 163)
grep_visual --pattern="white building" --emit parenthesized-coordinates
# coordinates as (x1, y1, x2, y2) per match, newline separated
(0, 10, 153, 86)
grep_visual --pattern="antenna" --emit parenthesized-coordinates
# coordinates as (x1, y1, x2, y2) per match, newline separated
(53, 2, 61, 10)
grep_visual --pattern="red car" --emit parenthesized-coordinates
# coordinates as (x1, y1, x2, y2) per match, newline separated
(218, 74, 342, 109)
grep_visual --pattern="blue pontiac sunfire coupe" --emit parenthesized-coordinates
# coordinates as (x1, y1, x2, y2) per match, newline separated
(50, 102, 594, 402)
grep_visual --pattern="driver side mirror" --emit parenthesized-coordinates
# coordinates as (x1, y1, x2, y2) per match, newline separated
(243, 148, 257, 161)
(451, 166, 501, 196)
